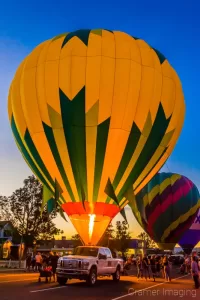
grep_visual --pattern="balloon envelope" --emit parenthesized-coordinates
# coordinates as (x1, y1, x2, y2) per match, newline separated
(8, 29, 185, 245)
(179, 209, 200, 254)
(129, 173, 200, 250)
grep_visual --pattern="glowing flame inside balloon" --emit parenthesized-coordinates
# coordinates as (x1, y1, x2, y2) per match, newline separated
(88, 214, 96, 243)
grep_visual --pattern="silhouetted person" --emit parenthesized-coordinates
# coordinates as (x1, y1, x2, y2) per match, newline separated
(49, 252, 59, 282)
(191, 256, 199, 289)
(26, 254, 31, 272)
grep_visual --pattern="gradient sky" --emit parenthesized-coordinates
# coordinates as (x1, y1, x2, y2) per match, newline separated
(0, 0, 200, 243)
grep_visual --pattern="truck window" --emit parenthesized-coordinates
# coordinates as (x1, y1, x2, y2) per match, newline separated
(98, 248, 106, 256)
(73, 247, 98, 257)
(104, 248, 112, 258)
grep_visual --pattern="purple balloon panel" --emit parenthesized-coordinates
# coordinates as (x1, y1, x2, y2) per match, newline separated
(179, 210, 200, 248)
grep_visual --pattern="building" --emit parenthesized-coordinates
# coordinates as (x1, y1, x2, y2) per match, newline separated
(35, 237, 145, 256)
(0, 221, 14, 239)
(36, 237, 77, 255)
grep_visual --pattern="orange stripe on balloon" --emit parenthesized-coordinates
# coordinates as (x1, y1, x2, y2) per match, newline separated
(62, 202, 120, 218)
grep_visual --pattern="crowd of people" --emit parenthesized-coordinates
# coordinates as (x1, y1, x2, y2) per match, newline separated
(123, 251, 200, 289)
(137, 254, 172, 282)
(25, 250, 200, 288)
(123, 254, 172, 282)
(25, 251, 59, 282)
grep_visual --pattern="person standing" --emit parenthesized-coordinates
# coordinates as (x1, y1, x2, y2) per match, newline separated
(163, 256, 171, 282)
(168, 255, 173, 267)
(31, 255, 36, 271)
(155, 255, 161, 277)
(142, 255, 150, 280)
(136, 256, 143, 280)
(185, 255, 191, 274)
(49, 252, 59, 282)
(191, 256, 199, 289)
(192, 251, 199, 264)
(122, 253, 127, 263)
(26, 254, 32, 272)
(123, 256, 132, 275)
(35, 252, 43, 272)
(150, 255, 156, 282)
(160, 256, 165, 278)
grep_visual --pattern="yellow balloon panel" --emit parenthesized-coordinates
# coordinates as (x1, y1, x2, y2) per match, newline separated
(110, 58, 131, 129)
(69, 215, 111, 245)
(114, 31, 132, 59)
(149, 70, 162, 123)
(98, 56, 115, 124)
(45, 61, 60, 114)
(134, 66, 155, 131)
(46, 37, 64, 61)
(25, 41, 47, 69)
(101, 30, 115, 58)
(85, 56, 101, 112)
(59, 56, 71, 100)
(121, 60, 141, 131)
(21, 67, 43, 134)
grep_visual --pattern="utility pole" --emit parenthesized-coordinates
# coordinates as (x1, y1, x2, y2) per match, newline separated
(19, 190, 25, 269)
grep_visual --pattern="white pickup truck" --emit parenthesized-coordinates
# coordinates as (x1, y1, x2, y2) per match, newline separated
(56, 246, 124, 286)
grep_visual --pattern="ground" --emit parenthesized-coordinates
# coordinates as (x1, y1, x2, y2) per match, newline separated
(0, 267, 199, 300)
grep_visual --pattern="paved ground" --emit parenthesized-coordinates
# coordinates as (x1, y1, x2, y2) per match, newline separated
(0, 268, 199, 300)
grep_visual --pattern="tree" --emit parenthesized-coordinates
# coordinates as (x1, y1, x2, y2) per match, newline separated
(98, 223, 115, 247)
(0, 175, 63, 246)
(0, 196, 12, 221)
(71, 234, 82, 247)
(114, 221, 131, 253)
(137, 231, 157, 249)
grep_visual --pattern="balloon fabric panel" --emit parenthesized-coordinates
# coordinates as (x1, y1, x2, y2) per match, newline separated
(179, 210, 200, 252)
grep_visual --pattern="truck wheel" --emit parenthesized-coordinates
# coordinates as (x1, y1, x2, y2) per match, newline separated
(57, 277, 67, 285)
(87, 267, 97, 286)
(112, 267, 120, 282)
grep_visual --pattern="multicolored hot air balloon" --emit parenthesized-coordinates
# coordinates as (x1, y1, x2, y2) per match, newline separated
(179, 209, 200, 254)
(8, 29, 185, 245)
(128, 173, 200, 250)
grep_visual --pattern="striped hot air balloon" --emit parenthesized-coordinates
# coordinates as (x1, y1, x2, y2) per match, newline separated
(128, 172, 200, 250)
(179, 209, 200, 254)
(8, 29, 185, 245)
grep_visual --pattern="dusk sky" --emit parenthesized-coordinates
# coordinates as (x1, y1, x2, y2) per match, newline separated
(0, 0, 200, 243)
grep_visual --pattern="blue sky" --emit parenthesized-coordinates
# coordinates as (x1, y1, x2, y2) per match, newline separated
(0, 0, 200, 239)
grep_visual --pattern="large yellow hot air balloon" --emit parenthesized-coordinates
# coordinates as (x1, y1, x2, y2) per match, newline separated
(8, 29, 185, 245)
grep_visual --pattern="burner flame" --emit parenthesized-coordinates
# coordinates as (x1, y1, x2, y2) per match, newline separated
(88, 214, 96, 242)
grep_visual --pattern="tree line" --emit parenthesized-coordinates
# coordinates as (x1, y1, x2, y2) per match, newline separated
(0, 175, 156, 252)
(72, 221, 156, 253)
(71, 221, 132, 253)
